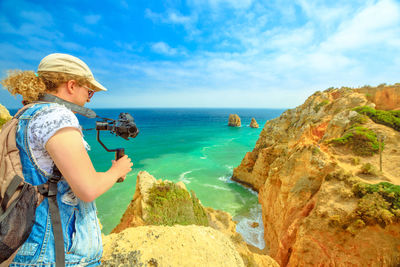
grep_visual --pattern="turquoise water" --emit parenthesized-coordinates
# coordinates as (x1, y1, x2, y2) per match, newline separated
(11, 107, 284, 246)
(80, 108, 284, 237)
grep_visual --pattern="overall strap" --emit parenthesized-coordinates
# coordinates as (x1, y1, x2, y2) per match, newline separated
(37, 167, 65, 267)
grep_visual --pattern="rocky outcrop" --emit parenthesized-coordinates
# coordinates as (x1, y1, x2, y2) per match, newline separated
(108, 171, 279, 266)
(357, 84, 400, 110)
(102, 225, 245, 266)
(228, 114, 241, 127)
(0, 104, 12, 130)
(250, 118, 259, 128)
(233, 86, 400, 266)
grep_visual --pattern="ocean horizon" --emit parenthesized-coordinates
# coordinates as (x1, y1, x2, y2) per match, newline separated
(9, 107, 286, 249)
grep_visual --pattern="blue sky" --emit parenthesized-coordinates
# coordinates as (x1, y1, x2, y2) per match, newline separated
(1, 0, 400, 108)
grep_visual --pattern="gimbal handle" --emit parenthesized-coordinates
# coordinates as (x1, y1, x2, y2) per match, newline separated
(97, 130, 125, 183)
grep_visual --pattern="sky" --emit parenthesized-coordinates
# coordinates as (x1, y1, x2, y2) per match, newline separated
(1, 0, 400, 109)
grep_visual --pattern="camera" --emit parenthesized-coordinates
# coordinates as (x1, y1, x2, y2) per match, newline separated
(95, 112, 139, 140)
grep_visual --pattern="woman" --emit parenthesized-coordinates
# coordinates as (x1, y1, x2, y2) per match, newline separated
(1, 53, 133, 266)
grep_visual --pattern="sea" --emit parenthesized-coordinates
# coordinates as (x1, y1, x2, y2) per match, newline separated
(10, 107, 285, 249)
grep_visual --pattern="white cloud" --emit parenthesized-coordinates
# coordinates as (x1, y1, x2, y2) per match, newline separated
(73, 24, 95, 36)
(145, 8, 195, 25)
(189, 0, 254, 10)
(151, 42, 178, 56)
(321, 0, 400, 52)
(84, 14, 101, 24)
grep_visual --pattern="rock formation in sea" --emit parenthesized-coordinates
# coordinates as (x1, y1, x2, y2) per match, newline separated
(250, 118, 259, 128)
(0, 104, 12, 130)
(103, 171, 279, 266)
(228, 114, 241, 127)
(232, 85, 400, 266)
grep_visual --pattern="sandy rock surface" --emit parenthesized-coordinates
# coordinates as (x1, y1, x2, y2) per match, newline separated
(102, 225, 245, 267)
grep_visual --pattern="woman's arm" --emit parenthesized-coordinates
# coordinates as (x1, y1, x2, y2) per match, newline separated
(45, 127, 133, 202)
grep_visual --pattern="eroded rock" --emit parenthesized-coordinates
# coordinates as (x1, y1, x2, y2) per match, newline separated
(228, 114, 241, 127)
(233, 86, 400, 266)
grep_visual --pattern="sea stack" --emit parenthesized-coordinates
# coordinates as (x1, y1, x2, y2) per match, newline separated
(250, 118, 259, 128)
(228, 114, 241, 127)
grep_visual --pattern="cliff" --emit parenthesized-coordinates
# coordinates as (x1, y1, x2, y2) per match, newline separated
(232, 85, 400, 266)
(104, 171, 279, 266)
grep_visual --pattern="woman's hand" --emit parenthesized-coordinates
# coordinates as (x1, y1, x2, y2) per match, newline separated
(46, 127, 133, 202)
(110, 155, 133, 182)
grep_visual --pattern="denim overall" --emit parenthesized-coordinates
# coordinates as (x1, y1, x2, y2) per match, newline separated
(10, 103, 102, 266)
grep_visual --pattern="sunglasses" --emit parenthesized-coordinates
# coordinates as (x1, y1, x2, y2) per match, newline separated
(83, 85, 95, 99)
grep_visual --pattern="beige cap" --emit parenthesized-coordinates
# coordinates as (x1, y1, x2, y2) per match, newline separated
(37, 53, 107, 92)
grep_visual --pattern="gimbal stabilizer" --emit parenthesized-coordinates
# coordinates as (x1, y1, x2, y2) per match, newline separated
(95, 113, 139, 182)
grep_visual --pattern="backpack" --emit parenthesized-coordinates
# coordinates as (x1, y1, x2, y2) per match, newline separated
(0, 104, 64, 267)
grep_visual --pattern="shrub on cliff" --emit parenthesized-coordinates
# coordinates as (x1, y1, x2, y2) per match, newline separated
(352, 182, 400, 227)
(328, 126, 381, 156)
(145, 181, 209, 226)
(353, 106, 400, 131)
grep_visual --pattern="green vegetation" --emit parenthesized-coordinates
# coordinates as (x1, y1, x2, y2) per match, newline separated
(0, 118, 8, 128)
(350, 157, 360, 165)
(328, 126, 381, 156)
(314, 100, 330, 112)
(359, 163, 380, 176)
(352, 182, 400, 227)
(239, 252, 257, 267)
(145, 181, 209, 226)
(350, 114, 369, 125)
(353, 106, 400, 131)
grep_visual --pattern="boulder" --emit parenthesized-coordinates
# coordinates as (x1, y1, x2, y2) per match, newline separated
(250, 118, 259, 128)
(228, 114, 241, 127)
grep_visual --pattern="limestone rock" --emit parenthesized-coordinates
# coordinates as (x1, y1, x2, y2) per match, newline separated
(111, 171, 156, 233)
(233, 86, 400, 266)
(228, 114, 241, 127)
(0, 104, 12, 130)
(102, 225, 245, 267)
(357, 85, 400, 110)
(110, 171, 279, 266)
(250, 118, 259, 128)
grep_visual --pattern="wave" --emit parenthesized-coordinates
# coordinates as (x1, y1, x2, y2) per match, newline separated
(178, 170, 193, 184)
(202, 183, 231, 191)
(218, 175, 234, 184)
(235, 204, 265, 249)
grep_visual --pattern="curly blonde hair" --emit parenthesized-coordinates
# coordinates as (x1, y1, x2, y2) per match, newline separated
(1, 70, 90, 103)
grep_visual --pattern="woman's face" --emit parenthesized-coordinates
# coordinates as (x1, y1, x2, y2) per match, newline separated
(74, 84, 95, 106)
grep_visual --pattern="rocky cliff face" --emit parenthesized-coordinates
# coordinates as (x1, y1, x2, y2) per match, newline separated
(106, 171, 279, 266)
(233, 86, 400, 266)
